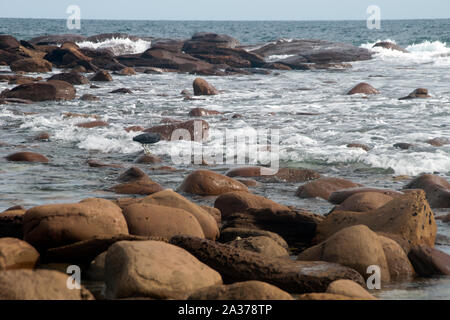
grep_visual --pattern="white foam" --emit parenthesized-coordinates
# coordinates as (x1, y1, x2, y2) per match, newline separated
(76, 37, 152, 55)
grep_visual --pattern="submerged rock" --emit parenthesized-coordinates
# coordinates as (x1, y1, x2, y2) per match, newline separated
(399, 88, 431, 100)
(6, 151, 49, 163)
(347, 82, 380, 95)
(3, 80, 76, 101)
(373, 41, 409, 53)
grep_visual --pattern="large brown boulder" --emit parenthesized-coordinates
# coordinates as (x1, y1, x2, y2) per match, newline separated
(90, 70, 113, 82)
(0, 238, 39, 270)
(0, 35, 20, 50)
(332, 192, 395, 212)
(105, 240, 222, 299)
(326, 280, 377, 300)
(170, 235, 364, 294)
(316, 190, 437, 247)
(214, 191, 291, 218)
(122, 203, 205, 239)
(408, 245, 450, 276)
(6, 151, 49, 163)
(139, 189, 219, 240)
(110, 167, 164, 195)
(298, 225, 391, 282)
(23, 198, 129, 250)
(193, 78, 218, 96)
(3, 80, 76, 101)
(179, 170, 248, 196)
(227, 236, 289, 258)
(347, 82, 379, 95)
(48, 72, 89, 85)
(144, 119, 210, 141)
(0, 269, 94, 300)
(10, 58, 52, 73)
(403, 174, 450, 208)
(328, 187, 403, 204)
(44, 46, 93, 69)
(188, 281, 294, 300)
(219, 227, 288, 249)
(377, 236, 415, 280)
(296, 177, 362, 200)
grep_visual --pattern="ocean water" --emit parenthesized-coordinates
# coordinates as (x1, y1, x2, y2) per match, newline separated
(0, 19, 449, 299)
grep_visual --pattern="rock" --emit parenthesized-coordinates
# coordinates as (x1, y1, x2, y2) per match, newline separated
(110, 88, 132, 94)
(297, 293, 355, 300)
(252, 39, 372, 63)
(90, 70, 113, 82)
(23, 198, 129, 250)
(188, 107, 222, 116)
(227, 236, 289, 257)
(3, 80, 76, 101)
(47, 72, 89, 85)
(105, 240, 222, 299)
(332, 192, 394, 212)
(373, 42, 409, 53)
(199, 205, 222, 224)
(328, 187, 403, 204)
(179, 170, 248, 196)
(139, 189, 220, 240)
(125, 125, 144, 132)
(437, 214, 450, 223)
(87, 160, 123, 168)
(33, 132, 50, 141)
(347, 143, 371, 151)
(0, 269, 94, 300)
(226, 166, 321, 183)
(122, 202, 205, 239)
(144, 119, 210, 141)
(408, 245, 450, 276)
(347, 82, 379, 95)
(378, 236, 415, 280)
(0, 238, 40, 270)
(219, 228, 288, 249)
(117, 67, 136, 75)
(0, 35, 20, 50)
(296, 177, 362, 200)
(394, 142, 413, 150)
(5, 151, 49, 163)
(80, 94, 99, 101)
(134, 154, 162, 164)
(44, 46, 95, 70)
(399, 88, 431, 100)
(43, 234, 166, 265)
(75, 120, 109, 128)
(188, 281, 293, 300)
(214, 191, 291, 218)
(298, 225, 391, 282)
(110, 167, 164, 196)
(193, 78, 218, 96)
(427, 137, 450, 147)
(10, 58, 52, 73)
(170, 235, 364, 293)
(29, 34, 87, 45)
(403, 174, 450, 208)
(183, 32, 240, 53)
(316, 190, 437, 247)
(326, 280, 377, 300)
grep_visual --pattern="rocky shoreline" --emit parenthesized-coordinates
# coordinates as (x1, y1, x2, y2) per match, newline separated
(0, 32, 449, 300)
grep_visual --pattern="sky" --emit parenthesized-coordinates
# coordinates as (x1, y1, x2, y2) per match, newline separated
(0, 0, 449, 20)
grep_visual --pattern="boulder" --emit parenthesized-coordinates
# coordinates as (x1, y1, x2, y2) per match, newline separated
(347, 143, 371, 151)
(226, 166, 321, 183)
(219, 227, 288, 249)
(0, 269, 94, 300)
(0, 35, 20, 50)
(134, 154, 161, 164)
(296, 177, 362, 200)
(182, 33, 240, 53)
(75, 120, 109, 128)
(139, 189, 220, 240)
(80, 94, 99, 101)
(188, 281, 294, 300)
(408, 245, 450, 276)
(170, 235, 364, 293)
(378, 235, 415, 280)
(44, 46, 95, 70)
(122, 203, 205, 239)
(144, 119, 210, 141)
(179, 170, 248, 196)
(199, 205, 222, 224)
(373, 42, 409, 53)
(23, 198, 129, 250)
(328, 187, 403, 204)
(326, 280, 377, 300)
(105, 240, 222, 299)
(117, 67, 136, 75)
(47, 72, 89, 85)
(90, 70, 113, 82)
(29, 34, 87, 45)
(399, 88, 431, 100)
(10, 58, 52, 73)
(214, 191, 290, 218)
(347, 82, 379, 95)
(0, 238, 40, 270)
(316, 190, 437, 247)
(193, 78, 218, 96)
(6, 151, 49, 163)
(403, 174, 450, 208)
(332, 192, 394, 212)
(3, 80, 76, 101)
(110, 166, 164, 195)
(227, 236, 289, 257)
(188, 107, 222, 117)
(33, 132, 50, 141)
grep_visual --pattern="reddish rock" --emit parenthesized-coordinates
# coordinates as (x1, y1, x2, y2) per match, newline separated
(408, 245, 450, 276)
(33, 132, 50, 141)
(188, 107, 222, 117)
(125, 125, 144, 132)
(76, 121, 109, 128)
(87, 160, 123, 168)
(347, 82, 379, 95)
(3, 80, 76, 101)
(48, 72, 89, 85)
(399, 88, 431, 100)
(179, 170, 248, 196)
(135, 154, 162, 164)
(347, 143, 370, 151)
(144, 119, 209, 141)
(333, 192, 394, 212)
(328, 187, 403, 204)
(404, 174, 450, 208)
(10, 58, 52, 73)
(296, 177, 363, 200)
(5, 151, 49, 163)
(110, 167, 164, 195)
(0, 238, 39, 270)
(90, 70, 113, 82)
(193, 78, 218, 96)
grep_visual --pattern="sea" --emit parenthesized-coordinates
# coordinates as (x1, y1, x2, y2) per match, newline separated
(0, 18, 449, 299)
